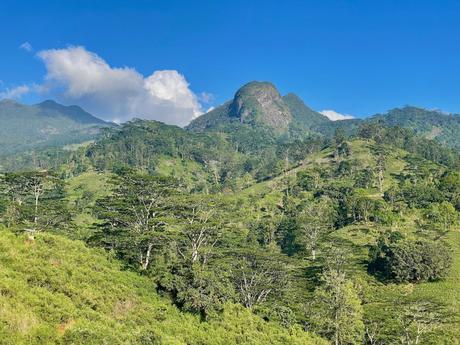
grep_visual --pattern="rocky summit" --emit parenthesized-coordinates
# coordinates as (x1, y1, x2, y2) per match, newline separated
(188, 81, 296, 132)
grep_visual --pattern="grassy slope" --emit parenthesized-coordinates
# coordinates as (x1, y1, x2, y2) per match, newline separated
(411, 229, 460, 343)
(65, 171, 111, 240)
(154, 155, 210, 189)
(0, 229, 325, 345)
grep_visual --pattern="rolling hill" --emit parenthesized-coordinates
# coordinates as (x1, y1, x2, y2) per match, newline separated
(369, 106, 460, 150)
(0, 104, 459, 344)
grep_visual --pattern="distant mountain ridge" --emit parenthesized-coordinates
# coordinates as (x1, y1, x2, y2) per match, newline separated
(0, 99, 111, 155)
(2, 81, 460, 158)
(188, 81, 460, 150)
(368, 106, 460, 150)
(36, 100, 107, 125)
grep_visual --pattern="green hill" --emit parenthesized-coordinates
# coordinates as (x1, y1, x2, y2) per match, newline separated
(282, 93, 329, 130)
(0, 99, 111, 155)
(233, 138, 460, 343)
(369, 106, 460, 150)
(188, 81, 300, 134)
(1, 124, 459, 344)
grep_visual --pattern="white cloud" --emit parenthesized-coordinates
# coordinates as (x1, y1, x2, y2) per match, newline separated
(198, 92, 215, 104)
(36, 46, 203, 126)
(0, 85, 30, 99)
(320, 109, 354, 121)
(20, 42, 33, 52)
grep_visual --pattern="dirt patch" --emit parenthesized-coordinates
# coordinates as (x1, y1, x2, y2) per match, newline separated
(57, 319, 75, 336)
(113, 299, 136, 319)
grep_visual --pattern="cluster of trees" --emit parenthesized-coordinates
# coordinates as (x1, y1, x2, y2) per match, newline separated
(87, 168, 376, 343)
(89, 170, 290, 318)
(369, 233, 452, 283)
(0, 171, 70, 237)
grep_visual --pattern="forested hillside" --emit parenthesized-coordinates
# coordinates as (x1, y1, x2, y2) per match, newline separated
(1, 114, 459, 344)
(2, 81, 460, 174)
(369, 106, 460, 150)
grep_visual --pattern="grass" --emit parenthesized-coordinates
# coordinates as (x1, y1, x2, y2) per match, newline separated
(62, 141, 95, 151)
(65, 171, 111, 239)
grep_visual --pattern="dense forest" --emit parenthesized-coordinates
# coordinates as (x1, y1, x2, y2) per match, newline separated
(1, 107, 459, 344)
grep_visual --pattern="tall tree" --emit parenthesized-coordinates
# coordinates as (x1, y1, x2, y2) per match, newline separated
(310, 269, 364, 345)
(376, 153, 386, 193)
(1, 171, 68, 237)
(298, 197, 336, 260)
(172, 196, 224, 266)
(93, 171, 177, 270)
(233, 248, 288, 309)
(424, 201, 458, 234)
(399, 302, 445, 345)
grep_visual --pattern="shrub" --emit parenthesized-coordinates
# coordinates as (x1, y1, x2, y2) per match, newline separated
(368, 237, 452, 283)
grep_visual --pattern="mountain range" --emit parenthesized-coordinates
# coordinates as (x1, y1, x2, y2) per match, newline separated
(1, 81, 460, 156)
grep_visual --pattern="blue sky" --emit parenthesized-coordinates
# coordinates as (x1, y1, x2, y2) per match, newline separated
(1, 0, 460, 124)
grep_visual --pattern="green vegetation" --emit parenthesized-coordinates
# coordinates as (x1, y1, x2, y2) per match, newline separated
(371, 106, 460, 150)
(188, 82, 460, 151)
(0, 99, 110, 157)
(0, 229, 325, 344)
(369, 236, 452, 283)
(1, 81, 460, 344)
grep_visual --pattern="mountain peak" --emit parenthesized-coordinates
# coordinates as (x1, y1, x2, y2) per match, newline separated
(0, 99, 111, 155)
(187, 82, 332, 133)
(35, 99, 107, 125)
(282, 93, 331, 128)
(227, 81, 291, 130)
(37, 99, 60, 107)
(234, 81, 280, 95)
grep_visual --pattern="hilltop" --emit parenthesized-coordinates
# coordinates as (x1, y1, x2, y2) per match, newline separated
(369, 106, 460, 150)
(187, 81, 328, 134)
